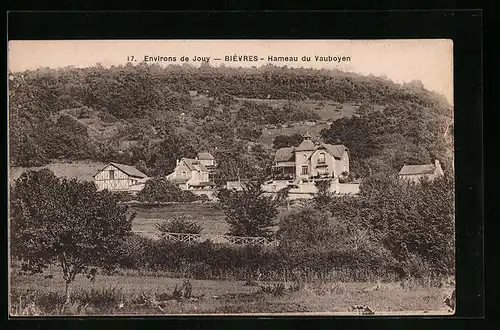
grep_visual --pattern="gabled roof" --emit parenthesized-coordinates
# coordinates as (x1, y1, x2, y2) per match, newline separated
(94, 162, 148, 178)
(306, 144, 347, 160)
(322, 144, 348, 159)
(296, 139, 316, 151)
(197, 152, 214, 160)
(274, 147, 295, 162)
(181, 158, 208, 172)
(398, 164, 436, 176)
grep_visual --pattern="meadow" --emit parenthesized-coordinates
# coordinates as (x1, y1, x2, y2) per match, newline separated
(129, 202, 297, 236)
(130, 203, 229, 235)
(10, 269, 453, 316)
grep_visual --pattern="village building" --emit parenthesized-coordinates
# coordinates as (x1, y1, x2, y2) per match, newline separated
(272, 133, 349, 181)
(167, 152, 216, 190)
(398, 159, 444, 183)
(93, 162, 148, 194)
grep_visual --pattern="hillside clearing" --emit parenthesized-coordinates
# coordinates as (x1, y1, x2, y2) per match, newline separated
(9, 161, 107, 183)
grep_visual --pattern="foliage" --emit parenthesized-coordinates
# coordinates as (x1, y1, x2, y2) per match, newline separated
(272, 133, 304, 149)
(137, 178, 198, 203)
(321, 102, 452, 177)
(329, 174, 455, 276)
(9, 64, 451, 176)
(10, 169, 134, 300)
(216, 181, 279, 237)
(156, 216, 202, 234)
(260, 283, 286, 297)
(312, 180, 334, 210)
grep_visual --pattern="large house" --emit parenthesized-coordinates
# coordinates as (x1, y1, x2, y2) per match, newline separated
(93, 162, 148, 194)
(272, 133, 349, 181)
(167, 152, 216, 190)
(398, 159, 444, 183)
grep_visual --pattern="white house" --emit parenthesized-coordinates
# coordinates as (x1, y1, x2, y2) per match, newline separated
(398, 159, 444, 183)
(272, 133, 349, 181)
(93, 162, 148, 193)
(166, 153, 216, 190)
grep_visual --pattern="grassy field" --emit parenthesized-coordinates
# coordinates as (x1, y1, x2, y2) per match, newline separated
(130, 203, 229, 235)
(130, 203, 296, 236)
(10, 270, 454, 316)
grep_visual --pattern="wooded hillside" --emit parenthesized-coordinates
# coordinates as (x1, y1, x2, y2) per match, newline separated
(8, 63, 453, 180)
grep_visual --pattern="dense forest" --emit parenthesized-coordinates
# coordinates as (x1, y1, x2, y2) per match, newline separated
(8, 63, 453, 180)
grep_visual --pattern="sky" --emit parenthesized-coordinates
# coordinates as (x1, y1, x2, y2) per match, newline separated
(8, 39, 453, 104)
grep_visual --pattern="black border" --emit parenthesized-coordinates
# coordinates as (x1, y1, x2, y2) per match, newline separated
(4, 10, 484, 329)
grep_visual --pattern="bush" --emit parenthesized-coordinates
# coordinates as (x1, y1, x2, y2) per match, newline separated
(137, 177, 198, 203)
(156, 216, 202, 234)
(216, 181, 279, 237)
(111, 191, 136, 203)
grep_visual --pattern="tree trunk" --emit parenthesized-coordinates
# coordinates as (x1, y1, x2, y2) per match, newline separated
(64, 281, 71, 305)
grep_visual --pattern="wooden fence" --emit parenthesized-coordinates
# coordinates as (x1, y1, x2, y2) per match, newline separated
(135, 231, 279, 247)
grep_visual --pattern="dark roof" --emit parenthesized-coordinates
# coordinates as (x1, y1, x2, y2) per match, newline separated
(197, 152, 214, 160)
(274, 147, 295, 162)
(398, 164, 436, 176)
(94, 162, 147, 178)
(181, 158, 208, 172)
(296, 139, 316, 151)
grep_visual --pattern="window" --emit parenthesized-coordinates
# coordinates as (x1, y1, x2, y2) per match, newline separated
(109, 170, 115, 180)
(182, 171, 186, 177)
(318, 152, 326, 164)
(302, 166, 309, 176)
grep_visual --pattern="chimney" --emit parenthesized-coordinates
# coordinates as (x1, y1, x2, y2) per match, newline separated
(176, 159, 180, 166)
(434, 159, 440, 167)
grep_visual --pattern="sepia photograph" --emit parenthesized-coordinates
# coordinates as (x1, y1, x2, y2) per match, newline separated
(8, 39, 455, 316)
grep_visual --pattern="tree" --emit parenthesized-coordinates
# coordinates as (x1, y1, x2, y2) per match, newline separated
(333, 174, 455, 276)
(216, 181, 279, 238)
(277, 207, 343, 254)
(313, 179, 334, 210)
(10, 169, 135, 302)
(272, 133, 304, 149)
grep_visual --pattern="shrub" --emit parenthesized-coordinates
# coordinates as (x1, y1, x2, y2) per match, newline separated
(111, 191, 136, 203)
(216, 181, 279, 237)
(156, 216, 202, 234)
(260, 283, 286, 297)
(74, 287, 124, 309)
(137, 177, 198, 203)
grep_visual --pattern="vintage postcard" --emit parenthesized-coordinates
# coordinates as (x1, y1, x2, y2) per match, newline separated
(8, 39, 455, 316)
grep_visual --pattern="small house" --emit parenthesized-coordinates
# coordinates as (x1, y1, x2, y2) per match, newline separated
(166, 156, 215, 190)
(93, 162, 148, 193)
(398, 159, 444, 183)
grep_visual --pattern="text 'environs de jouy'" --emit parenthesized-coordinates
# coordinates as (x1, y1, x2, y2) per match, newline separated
(140, 55, 352, 63)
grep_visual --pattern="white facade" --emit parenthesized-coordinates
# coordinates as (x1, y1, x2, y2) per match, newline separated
(166, 158, 213, 190)
(273, 135, 350, 181)
(93, 163, 148, 193)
